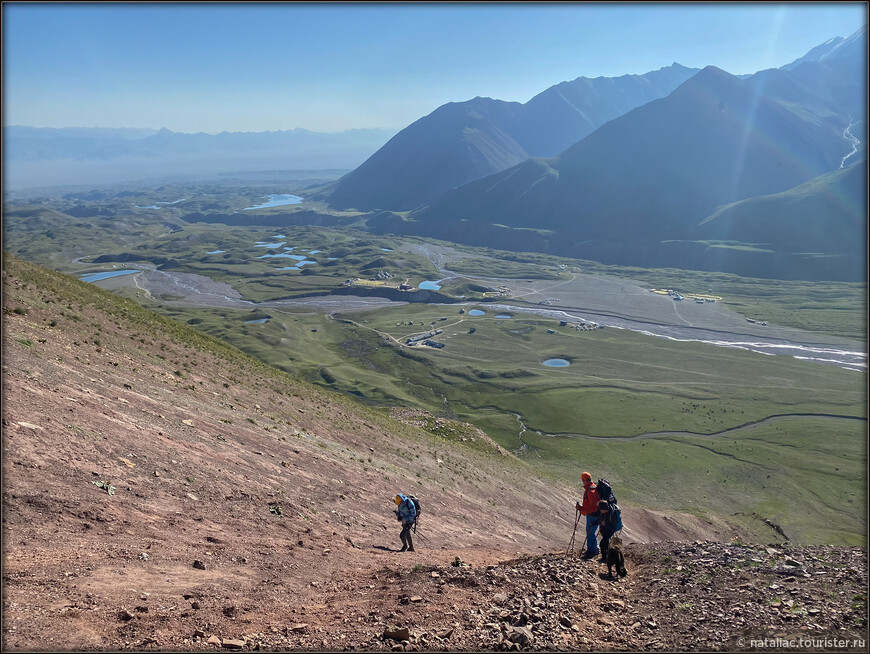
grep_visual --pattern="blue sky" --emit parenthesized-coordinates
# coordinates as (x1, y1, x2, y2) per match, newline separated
(3, 2, 867, 133)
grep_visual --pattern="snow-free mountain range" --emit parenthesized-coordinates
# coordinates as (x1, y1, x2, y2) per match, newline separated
(7, 27, 867, 281)
(320, 26, 866, 282)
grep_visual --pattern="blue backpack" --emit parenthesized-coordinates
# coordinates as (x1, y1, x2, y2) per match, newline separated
(408, 495, 421, 520)
(611, 506, 623, 531)
(398, 494, 420, 522)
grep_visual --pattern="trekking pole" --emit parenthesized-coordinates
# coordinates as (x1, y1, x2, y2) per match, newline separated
(566, 509, 580, 557)
(579, 531, 589, 558)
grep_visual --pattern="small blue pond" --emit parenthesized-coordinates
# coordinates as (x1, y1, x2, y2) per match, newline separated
(308, 250, 321, 254)
(543, 359, 571, 367)
(495, 314, 512, 319)
(381, 248, 393, 252)
(80, 270, 139, 283)
(418, 281, 441, 291)
(243, 194, 303, 210)
(469, 309, 486, 316)
(257, 253, 306, 260)
(255, 241, 286, 248)
(206, 250, 225, 255)
(244, 318, 270, 324)
(275, 260, 316, 269)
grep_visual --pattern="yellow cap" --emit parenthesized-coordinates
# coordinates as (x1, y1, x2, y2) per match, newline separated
(395, 495, 402, 505)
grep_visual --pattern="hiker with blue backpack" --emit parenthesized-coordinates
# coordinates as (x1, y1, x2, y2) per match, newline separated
(393, 493, 419, 552)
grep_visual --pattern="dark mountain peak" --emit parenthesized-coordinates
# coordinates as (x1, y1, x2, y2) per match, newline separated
(697, 64, 732, 77)
(675, 65, 743, 96)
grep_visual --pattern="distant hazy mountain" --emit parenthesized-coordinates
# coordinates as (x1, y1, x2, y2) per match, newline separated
(3, 126, 397, 189)
(385, 27, 866, 281)
(6, 126, 160, 141)
(319, 63, 700, 211)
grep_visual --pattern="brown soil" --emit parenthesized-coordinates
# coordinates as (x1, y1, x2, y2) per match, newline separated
(2, 257, 866, 651)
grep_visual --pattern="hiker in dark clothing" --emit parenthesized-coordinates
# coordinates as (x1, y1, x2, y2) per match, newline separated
(394, 493, 417, 552)
(592, 499, 623, 561)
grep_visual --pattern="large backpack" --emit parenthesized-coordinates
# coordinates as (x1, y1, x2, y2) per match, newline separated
(406, 495, 421, 531)
(408, 495, 421, 519)
(597, 478, 617, 506)
(609, 505, 624, 532)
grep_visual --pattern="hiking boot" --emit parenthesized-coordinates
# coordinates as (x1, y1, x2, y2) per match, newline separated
(407, 547, 415, 552)
(581, 551, 597, 560)
(399, 546, 408, 552)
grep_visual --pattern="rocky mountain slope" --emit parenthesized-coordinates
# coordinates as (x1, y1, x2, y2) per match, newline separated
(2, 255, 866, 651)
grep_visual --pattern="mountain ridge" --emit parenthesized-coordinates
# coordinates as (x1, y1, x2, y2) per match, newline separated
(391, 31, 866, 281)
(318, 63, 701, 211)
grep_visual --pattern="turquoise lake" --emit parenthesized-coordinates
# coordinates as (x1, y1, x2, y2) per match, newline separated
(80, 270, 139, 282)
(243, 194, 303, 210)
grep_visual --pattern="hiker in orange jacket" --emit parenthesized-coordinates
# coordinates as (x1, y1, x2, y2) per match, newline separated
(574, 472, 601, 558)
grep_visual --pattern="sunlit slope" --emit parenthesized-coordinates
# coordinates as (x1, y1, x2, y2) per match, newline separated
(697, 157, 866, 257)
(1, 254, 589, 555)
